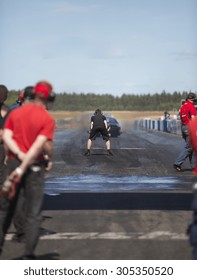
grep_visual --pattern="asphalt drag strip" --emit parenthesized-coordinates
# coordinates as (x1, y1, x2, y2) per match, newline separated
(1, 209, 193, 260)
(43, 192, 193, 211)
(1, 123, 195, 260)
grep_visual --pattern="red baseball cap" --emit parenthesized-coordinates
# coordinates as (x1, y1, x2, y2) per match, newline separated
(34, 81, 53, 99)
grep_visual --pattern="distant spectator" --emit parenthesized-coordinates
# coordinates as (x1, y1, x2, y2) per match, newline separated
(164, 111, 170, 120)
(9, 86, 34, 111)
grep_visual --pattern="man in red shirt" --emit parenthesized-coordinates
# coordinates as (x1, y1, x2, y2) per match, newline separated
(173, 92, 196, 172)
(0, 80, 55, 259)
(188, 118, 197, 175)
(187, 115, 197, 259)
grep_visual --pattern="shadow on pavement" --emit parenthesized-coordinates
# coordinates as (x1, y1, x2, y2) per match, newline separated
(13, 253, 60, 260)
(43, 192, 193, 211)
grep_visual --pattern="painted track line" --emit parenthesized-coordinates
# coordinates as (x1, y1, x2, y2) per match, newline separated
(5, 231, 188, 240)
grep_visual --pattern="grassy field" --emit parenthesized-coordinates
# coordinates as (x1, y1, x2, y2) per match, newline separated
(109, 111, 166, 121)
(49, 111, 82, 121)
(50, 111, 166, 121)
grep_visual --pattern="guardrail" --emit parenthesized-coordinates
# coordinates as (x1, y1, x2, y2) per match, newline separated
(137, 118, 182, 135)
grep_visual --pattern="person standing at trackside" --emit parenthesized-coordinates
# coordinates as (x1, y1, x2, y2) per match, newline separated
(0, 85, 9, 186)
(10, 86, 53, 243)
(0, 80, 55, 260)
(8, 86, 34, 243)
(84, 109, 113, 156)
(9, 86, 34, 111)
(187, 116, 197, 259)
(173, 92, 196, 172)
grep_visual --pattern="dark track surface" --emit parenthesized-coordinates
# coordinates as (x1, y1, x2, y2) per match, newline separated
(1, 118, 195, 260)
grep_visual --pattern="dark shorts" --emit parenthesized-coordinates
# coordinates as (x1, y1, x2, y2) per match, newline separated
(89, 127, 109, 141)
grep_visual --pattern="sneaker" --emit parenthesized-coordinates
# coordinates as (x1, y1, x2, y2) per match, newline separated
(12, 233, 25, 243)
(107, 150, 113, 156)
(84, 150, 91, 156)
(173, 164, 183, 172)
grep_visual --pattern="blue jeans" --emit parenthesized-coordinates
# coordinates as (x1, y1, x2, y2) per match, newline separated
(0, 158, 45, 257)
(188, 222, 197, 259)
(174, 124, 194, 166)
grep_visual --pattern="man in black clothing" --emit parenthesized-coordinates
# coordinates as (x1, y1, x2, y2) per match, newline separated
(0, 85, 9, 186)
(84, 109, 113, 156)
(0, 85, 8, 134)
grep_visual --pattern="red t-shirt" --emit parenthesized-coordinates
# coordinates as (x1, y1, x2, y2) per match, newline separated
(180, 100, 196, 125)
(188, 117, 197, 175)
(4, 103, 55, 157)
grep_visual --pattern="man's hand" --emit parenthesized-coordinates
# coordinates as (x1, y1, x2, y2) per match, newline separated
(45, 160, 53, 172)
(0, 167, 23, 200)
(43, 154, 52, 172)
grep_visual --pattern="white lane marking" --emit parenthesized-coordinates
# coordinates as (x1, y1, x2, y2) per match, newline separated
(120, 148, 145, 150)
(5, 231, 187, 240)
(92, 148, 145, 150)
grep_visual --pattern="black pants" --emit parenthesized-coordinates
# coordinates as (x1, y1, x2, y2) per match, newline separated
(0, 158, 45, 257)
(0, 143, 6, 186)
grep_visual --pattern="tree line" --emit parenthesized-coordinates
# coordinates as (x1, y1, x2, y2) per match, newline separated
(6, 90, 189, 111)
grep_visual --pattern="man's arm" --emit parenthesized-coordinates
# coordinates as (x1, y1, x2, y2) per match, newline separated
(1, 134, 50, 199)
(90, 121, 93, 130)
(190, 103, 196, 119)
(3, 129, 25, 160)
(3, 128, 48, 175)
(43, 140, 53, 160)
(43, 140, 53, 172)
(17, 134, 49, 175)
(104, 120, 108, 130)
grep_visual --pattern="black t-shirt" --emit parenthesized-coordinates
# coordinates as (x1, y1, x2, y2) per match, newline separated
(0, 102, 11, 129)
(0, 103, 4, 129)
(91, 114, 106, 128)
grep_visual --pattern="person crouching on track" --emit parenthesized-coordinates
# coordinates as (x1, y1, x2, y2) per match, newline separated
(84, 109, 113, 156)
(0, 80, 55, 260)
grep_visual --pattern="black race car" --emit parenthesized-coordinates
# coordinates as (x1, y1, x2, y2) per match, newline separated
(106, 117, 121, 137)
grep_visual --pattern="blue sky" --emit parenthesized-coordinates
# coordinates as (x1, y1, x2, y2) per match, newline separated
(0, 0, 196, 95)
